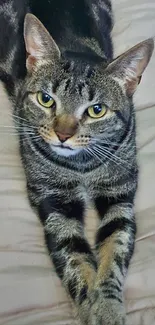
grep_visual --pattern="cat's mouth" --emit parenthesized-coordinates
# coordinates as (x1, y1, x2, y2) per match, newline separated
(50, 143, 82, 157)
(53, 143, 73, 150)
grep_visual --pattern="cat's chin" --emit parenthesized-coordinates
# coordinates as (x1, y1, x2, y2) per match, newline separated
(50, 145, 82, 157)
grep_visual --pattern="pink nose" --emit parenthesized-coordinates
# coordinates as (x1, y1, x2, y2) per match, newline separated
(55, 131, 71, 143)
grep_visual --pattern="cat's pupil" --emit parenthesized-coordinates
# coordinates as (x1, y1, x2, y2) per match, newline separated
(93, 104, 102, 114)
(42, 93, 51, 103)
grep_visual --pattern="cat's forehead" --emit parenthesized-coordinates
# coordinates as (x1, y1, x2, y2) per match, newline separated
(40, 59, 98, 100)
(31, 58, 120, 111)
(49, 77, 95, 115)
(53, 59, 107, 94)
(53, 73, 95, 101)
(34, 54, 108, 94)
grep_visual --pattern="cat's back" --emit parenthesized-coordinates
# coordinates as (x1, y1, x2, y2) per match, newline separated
(30, 0, 113, 60)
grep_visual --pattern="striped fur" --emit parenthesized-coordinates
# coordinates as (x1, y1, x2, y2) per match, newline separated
(0, 1, 154, 325)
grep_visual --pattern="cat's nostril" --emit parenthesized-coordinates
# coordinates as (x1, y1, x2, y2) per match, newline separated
(55, 131, 71, 143)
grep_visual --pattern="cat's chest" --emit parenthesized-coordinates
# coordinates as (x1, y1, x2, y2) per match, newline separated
(79, 167, 111, 197)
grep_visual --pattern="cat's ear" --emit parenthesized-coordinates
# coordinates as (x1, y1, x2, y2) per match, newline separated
(24, 13, 60, 72)
(106, 38, 154, 96)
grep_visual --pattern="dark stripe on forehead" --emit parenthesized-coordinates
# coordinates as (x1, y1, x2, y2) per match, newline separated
(85, 66, 94, 79)
(85, 80, 95, 101)
(78, 82, 85, 96)
(53, 79, 60, 93)
(77, 81, 95, 101)
(88, 87, 95, 101)
(65, 78, 71, 91)
(62, 61, 72, 73)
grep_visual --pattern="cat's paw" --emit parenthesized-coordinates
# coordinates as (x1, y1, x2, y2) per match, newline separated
(89, 290, 126, 325)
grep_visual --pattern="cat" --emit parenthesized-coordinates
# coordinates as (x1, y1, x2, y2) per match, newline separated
(0, 0, 154, 324)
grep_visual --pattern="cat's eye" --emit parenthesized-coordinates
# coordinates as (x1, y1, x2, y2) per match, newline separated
(87, 104, 107, 119)
(37, 92, 55, 108)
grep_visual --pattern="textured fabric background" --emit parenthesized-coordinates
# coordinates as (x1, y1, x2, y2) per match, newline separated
(0, 0, 155, 324)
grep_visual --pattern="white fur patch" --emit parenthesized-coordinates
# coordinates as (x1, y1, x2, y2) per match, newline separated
(51, 145, 82, 157)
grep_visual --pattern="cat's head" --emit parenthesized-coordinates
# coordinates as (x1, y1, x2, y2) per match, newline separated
(20, 13, 154, 160)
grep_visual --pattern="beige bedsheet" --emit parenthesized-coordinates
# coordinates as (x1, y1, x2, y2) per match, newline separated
(0, 0, 155, 324)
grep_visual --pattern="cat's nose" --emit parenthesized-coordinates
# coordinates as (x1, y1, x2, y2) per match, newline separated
(55, 131, 71, 143)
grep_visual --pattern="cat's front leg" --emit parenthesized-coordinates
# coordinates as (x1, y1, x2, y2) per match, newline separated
(89, 198, 136, 325)
(38, 194, 97, 324)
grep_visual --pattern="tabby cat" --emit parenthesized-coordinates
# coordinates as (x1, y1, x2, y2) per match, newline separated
(0, 0, 154, 324)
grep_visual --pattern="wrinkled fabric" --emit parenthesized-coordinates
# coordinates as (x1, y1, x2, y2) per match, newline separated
(0, 0, 155, 324)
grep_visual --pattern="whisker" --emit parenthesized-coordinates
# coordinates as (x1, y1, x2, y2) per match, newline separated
(0, 131, 36, 135)
(94, 145, 132, 174)
(94, 147, 123, 166)
(93, 147, 117, 165)
(95, 145, 121, 162)
(14, 121, 35, 128)
(18, 135, 41, 141)
(14, 121, 37, 130)
(10, 114, 31, 123)
(0, 125, 32, 130)
(93, 138, 121, 147)
(95, 144, 130, 166)
(85, 147, 103, 164)
(9, 113, 38, 129)
(93, 148, 129, 173)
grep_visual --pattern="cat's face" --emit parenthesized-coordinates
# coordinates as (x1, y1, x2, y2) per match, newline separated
(23, 59, 128, 157)
(19, 14, 154, 159)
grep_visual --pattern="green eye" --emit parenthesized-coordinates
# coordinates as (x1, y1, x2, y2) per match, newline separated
(87, 104, 107, 118)
(37, 92, 55, 108)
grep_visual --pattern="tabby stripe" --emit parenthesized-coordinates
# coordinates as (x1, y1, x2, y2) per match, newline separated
(102, 291, 122, 304)
(115, 110, 128, 125)
(59, 237, 97, 268)
(109, 272, 122, 287)
(88, 87, 94, 101)
(102, 282, 121, 293)
(53, 236, 94, 256)
(45, 233, 97, 278)
(39, 196, 85, 223)
(78, 82, 85, 96)
(114, 254, 124, 274)
(62, 61, 71, 73)
(68, 276, 77, 300)
(96, 218, 135, 245)
(64, 78, 71, 91)
(68, 280, 88, 303)
(51, 252, 67, 279)
(95, 195, 135, 219)
(116, 239, 124, 246)
(79, 285, 88, 305)
(124, 242, 135, 269)
(52, 79, 60, 93)
(85, 66, 94, 79)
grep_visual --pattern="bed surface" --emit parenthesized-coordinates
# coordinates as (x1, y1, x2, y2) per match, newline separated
(0, 0, 155, 324)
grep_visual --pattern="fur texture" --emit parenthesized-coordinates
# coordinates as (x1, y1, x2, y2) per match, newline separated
(0, 1, 154, 324)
